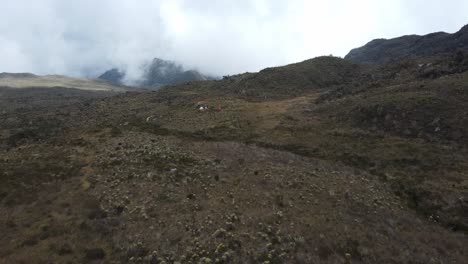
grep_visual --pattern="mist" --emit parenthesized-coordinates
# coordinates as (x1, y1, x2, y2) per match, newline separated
(1, 0, 467, 80)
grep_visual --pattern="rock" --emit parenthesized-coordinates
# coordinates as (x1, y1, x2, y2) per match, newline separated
(213, 228, 227, 238)
(201, 257, 212, 263)
(22, 238, 38, 247)
(57, 243, 73, 255)
(275, 195, 284, 207)
(126, 242, 148, 259)
(84, 248, 106, 260)
(226, 221, 234, 231)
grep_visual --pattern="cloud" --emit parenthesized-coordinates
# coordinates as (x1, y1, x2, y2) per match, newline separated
(0, 0, 466, 79)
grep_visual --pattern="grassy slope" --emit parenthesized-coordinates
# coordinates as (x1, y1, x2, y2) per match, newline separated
(103, 55, 468, 232)
(1, 54, 468, 263)
(0, 73, 127, 91)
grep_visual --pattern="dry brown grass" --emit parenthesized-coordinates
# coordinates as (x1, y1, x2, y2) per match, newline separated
(0, 74, 126, 91)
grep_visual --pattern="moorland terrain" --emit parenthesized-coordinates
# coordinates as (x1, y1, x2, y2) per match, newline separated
(1, 25, 468, 264)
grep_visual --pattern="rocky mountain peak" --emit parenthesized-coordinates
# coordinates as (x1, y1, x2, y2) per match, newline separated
(98, 58, 212, 88)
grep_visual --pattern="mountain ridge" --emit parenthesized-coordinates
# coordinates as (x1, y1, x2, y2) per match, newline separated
(345, 24, 468, 64)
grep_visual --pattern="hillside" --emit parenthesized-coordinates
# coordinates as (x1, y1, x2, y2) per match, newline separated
(0, 72, 127, 92)
(1, 49, 468, 263)
(345, 24, 468, 64)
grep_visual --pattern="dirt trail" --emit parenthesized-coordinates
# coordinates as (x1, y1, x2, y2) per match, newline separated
(241, 95, 318, 132)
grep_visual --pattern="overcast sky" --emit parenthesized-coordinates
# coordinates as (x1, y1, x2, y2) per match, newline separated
(1, 0, 467, 80)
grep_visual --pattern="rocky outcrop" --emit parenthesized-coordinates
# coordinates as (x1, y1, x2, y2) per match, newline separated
(98, 68, 125, 84)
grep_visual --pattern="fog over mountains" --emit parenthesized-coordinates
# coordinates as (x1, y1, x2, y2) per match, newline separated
(1, 0, 468, 79)
(98, 58, 214, 88)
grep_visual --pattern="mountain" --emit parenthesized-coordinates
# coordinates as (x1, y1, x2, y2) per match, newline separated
(2, 27, 468, 263)
(97, 68, 125, 84)
(345, 24, 468, 64)
(98, 58, 213, 87)
(141, 58, 212, 87)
